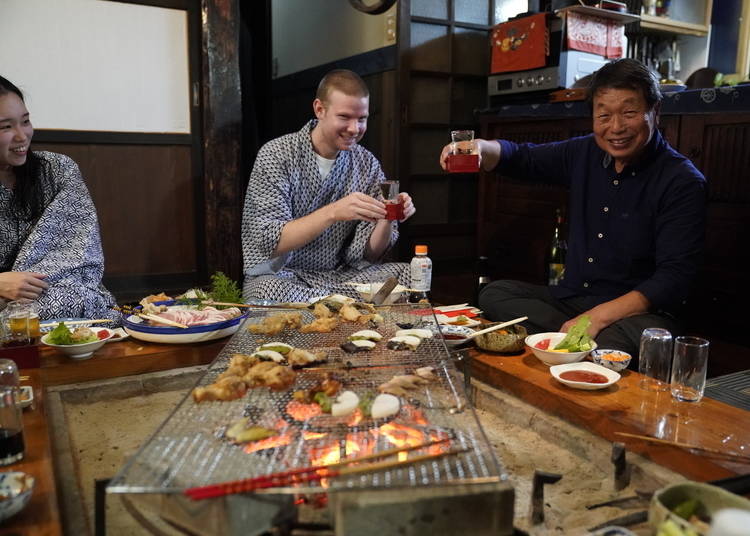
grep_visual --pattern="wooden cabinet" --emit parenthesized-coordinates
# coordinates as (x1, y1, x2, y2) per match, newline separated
(478, 108, 750, 376)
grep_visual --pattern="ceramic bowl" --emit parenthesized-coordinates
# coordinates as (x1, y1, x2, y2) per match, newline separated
(353, 283, 408, 305)
(524, 332, 597, 366)
(122, 313, 246, 344)
(40, 331, 111, 360)
(475, 323, 527, 353)
(649, 482, 750, 534)
(550, 362, 621, 390)
(590, 349, 632, 372)
(432, 324, 475, 347)
(0, 472, 35, 522)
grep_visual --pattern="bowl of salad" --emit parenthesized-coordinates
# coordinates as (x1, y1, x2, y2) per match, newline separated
(40, 323, 112, 360)
(525, 316, 597, 366)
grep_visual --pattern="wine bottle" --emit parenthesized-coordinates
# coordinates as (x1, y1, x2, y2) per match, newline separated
(475, 255, 491, 304)
(547, 208, 567, 286)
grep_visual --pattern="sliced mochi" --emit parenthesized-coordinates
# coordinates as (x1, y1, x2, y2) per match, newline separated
(386, 335, 421, 351)
(340, 339, 377, 353)
(395, 328, 433, 340)
(257, 342, 293, 355)
(371, 393, 400, 419)
(348, 329, 383, 342)
(252, 350, 285, 363)
(331, 390, 360, 417)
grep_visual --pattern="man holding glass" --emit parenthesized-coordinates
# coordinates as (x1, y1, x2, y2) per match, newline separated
(439, 59, 706, 365)
(242, 69, 416, 302)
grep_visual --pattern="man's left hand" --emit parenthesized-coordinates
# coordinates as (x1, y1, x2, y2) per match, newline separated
(398, 192, 416, 222)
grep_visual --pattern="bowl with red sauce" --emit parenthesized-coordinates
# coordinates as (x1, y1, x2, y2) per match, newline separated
(524, 332, 597, 366)
(550, 362, 621, 390)
(432, 325, 475, 347)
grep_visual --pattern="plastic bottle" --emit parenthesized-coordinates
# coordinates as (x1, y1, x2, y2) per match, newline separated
(547, 208, 567, 286)
(409, 245, 432, 303)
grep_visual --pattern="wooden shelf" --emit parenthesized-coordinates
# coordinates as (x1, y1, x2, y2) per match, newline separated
(639, 14, 709, 37)
(555, 5, 640, 24)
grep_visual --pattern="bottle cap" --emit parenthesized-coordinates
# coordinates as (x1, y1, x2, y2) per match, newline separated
(415, 245, 428, 255)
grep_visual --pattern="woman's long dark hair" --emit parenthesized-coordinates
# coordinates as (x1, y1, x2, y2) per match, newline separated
(0, 75, 45, 222)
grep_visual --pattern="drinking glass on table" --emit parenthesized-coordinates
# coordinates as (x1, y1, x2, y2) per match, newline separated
(446, 129, 480, 173)
(670, 336, 709, 403)
(0, 359, 25, 465)
(638, 327, 673, 391)
(5, 300, 40, 345)
(379, 180, 404, 221)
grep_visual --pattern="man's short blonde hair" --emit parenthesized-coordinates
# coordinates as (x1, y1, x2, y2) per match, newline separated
(315, 69, 369, 104)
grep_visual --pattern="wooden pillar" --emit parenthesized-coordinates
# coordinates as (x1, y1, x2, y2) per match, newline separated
(201, 0, 243, 281)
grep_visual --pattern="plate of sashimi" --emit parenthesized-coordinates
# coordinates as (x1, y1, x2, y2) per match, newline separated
(121, 295, 248, 344)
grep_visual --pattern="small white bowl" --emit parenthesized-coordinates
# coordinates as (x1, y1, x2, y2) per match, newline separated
(550, 362, 621, 390)
(590, 349, 632, 372)
(525, 332, 597, 366)
(40, 331, 111, 360)
(18, 386, 33, 409)
(0, 471, 35, 522)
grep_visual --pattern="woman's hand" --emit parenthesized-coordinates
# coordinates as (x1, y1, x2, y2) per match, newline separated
(398, 192, 416, 222)
(0, 272, 48, 301)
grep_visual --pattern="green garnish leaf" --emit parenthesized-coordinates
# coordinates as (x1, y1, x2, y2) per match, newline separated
(554, 315, 593, 352)
(209, 271, 243, 307)
(48, 322, 74, 345)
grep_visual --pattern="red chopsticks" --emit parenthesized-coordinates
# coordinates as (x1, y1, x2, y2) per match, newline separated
(185, 437, 462, 500)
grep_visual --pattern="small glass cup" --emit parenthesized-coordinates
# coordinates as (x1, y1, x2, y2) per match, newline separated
(0, 359, 25, 465)
(670, 336, 709, 403)
(379, 180, 404, 221)
(5, 301, 40, 345)
(447, 130, 479, 173)
(638, 327, 673, 391)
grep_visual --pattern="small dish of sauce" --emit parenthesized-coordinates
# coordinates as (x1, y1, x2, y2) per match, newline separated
(559, 370, 609, 384)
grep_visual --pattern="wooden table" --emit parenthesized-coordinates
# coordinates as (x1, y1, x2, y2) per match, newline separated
(0, 369, 60, 536)
(470, 347, 750, 481)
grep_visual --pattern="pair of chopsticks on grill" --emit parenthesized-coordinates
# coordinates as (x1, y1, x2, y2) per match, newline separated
(184, 437, 466, 500)
(615, 432, 750, 465)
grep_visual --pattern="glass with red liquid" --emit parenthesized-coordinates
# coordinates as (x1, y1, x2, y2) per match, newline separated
(446, 129, 480, 173)
(379, 180, 404, 221)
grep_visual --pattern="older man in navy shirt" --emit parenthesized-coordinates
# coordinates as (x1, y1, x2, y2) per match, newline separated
(440, 59, 706, 364)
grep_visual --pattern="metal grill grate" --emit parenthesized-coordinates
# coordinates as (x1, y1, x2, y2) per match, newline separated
(107, 304, 503, 494)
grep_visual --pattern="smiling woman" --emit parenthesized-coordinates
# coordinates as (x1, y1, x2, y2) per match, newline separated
(0, 76, 119, 323)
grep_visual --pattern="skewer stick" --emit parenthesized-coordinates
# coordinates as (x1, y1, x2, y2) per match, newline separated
(200, 300, 310, 310)
(614, 432, 750, 464)
(184, 439, 461, 500)
(467, 316, 528, 339)
(137, 313, 188, 329)
(39, 319, 112, 328)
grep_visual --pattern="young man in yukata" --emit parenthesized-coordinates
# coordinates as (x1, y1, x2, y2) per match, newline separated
(439, 59, 706, 366)
(242, 69, 416, 303)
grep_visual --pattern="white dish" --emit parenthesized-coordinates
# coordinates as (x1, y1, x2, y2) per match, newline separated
(352, 282, 409, 305)
(434, 314, 481, 328)
(550, 362, 621, 390)
(104, 327, 129, 343)
(525, 332, 597, 366)
(39, 317, 90, 333)
(40, 330, 112, 360)
(0, 472, 35, 522)
(18, 386, 33, 409)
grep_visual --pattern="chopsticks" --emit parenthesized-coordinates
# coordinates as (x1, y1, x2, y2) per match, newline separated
(200, 300, 310, 310)
(185, 437, 463, 500)
(39, 319, 112, 328)
(614, 432, 750, 464)
(467, 316, 528, 339)
(137, 313, 188, 329)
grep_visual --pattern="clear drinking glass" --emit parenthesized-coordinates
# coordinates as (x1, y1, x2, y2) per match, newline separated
(0, 359, 25, 465)
(379, 180, 403, 221)
(638, 328, 673, 391)
(5, 300, 40, 345)
(447, 130, 480, 173)
(670, 336, 709, 403)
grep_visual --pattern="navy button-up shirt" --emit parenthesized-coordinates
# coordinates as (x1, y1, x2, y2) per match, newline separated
(496, 130, 706, 315)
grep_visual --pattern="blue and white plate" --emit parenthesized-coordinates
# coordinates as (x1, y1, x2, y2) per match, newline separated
(122, 308, 248, 344)
(39, 317, 90, 333)
(0, 472, 34, 522)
